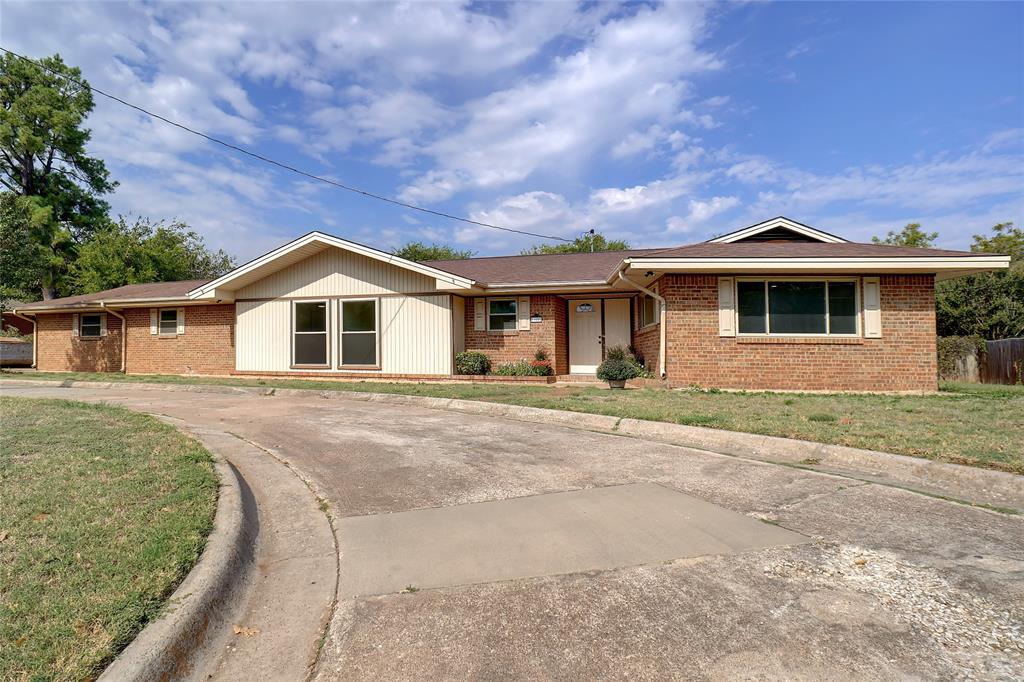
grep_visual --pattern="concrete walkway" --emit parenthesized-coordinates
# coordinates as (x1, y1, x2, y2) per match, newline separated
(3, 383, 1022, 680)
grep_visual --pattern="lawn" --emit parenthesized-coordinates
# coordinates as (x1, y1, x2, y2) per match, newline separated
(0, 398, 217, 681)
(3, 371, 1023, 475)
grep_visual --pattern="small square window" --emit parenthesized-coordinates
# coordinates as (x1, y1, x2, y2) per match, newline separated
(80, 314, 102, 338)
(488, 299, 517, 331)
(159, 309, 179, 335)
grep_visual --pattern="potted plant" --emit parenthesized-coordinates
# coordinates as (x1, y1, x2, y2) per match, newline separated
(596, 345, 640, 389)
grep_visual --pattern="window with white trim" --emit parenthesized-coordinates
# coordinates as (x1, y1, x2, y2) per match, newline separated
(293, 301, 328, 366)
(159, 309, 179, 335)
(80, 314, 102, 338)
(737, 279, 859, 336)
(340, 299, 378, 367)
(487, 298, 517, 331)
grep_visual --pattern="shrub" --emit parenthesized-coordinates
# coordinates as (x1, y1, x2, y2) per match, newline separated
(605, 345, 628, 361)
(454, 351, 490, 375)
(493, 360, 535, 376)
(596, 356, 640, 382)
(528, 359, 553, 376)
(936, 336, 986, 380)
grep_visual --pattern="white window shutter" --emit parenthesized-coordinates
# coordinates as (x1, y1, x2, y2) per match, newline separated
(150, 309, 158, 335)
(176, 308, 186, 335)
(718, 277, 735, 337)
(863, 277, 882, 338)
(474, 298, 485, 331)
(99, 313, 108, 336)
(517, 297, 530, 331)
(72, 313, 80, 337)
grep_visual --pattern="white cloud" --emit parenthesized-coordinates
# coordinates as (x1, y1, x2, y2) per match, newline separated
(400, 2, 721, 202)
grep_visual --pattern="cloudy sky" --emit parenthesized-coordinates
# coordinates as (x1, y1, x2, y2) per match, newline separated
(2, 1, 1022, 259)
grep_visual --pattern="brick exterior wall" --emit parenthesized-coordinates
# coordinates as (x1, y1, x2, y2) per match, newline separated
(660, 274, 937, 391)
(464, 295, 569, 374)
(34, 305, 235, 375)
(124, 305, 235, 375)
(632, 323, 660, 376)
(36, 313, 124, 372)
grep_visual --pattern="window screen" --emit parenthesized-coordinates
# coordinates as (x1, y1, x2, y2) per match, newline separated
(159, 309, 178, 335)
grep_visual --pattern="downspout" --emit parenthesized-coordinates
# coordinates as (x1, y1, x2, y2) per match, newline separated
(10, 310, 38, 368)
(616, 269, 667, 380)
(100, 303, 127, 373)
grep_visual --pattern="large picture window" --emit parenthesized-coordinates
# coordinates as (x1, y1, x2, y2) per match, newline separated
(488, 299, 517, 331)
(737, 279, 858, 336)
(293, 301, 328, 366)
(340, 299, 378, 367)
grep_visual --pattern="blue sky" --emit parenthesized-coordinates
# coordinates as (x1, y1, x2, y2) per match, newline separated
(3, 1, 1022, 260)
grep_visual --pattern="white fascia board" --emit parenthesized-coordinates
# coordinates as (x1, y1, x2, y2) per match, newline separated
(625, 255, 1010, 274)
(188, 231, 476, 298)
(709, 217, 848, 244)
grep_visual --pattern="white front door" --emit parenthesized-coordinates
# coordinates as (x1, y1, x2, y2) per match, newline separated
(604, 298, 631, 352)
(569, 299, 604, 374)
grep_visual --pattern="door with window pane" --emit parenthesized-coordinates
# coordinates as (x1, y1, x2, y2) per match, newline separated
(293, 301, 328, 366)
(340, 299, 378, 367)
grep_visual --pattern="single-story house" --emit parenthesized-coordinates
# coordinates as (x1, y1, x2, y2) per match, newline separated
(11, 217, 1010, 392)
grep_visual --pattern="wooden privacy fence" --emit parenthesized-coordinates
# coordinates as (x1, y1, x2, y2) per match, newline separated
(984, 338, 1024, 385)
(938, 337, 1024, 384)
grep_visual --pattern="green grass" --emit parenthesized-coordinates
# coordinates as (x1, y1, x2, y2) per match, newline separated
(0, 398, 218, 681)
(5, 370, 1024, 475)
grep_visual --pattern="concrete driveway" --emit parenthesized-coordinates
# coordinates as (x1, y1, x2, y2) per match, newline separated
(3, 384, 1022, 680)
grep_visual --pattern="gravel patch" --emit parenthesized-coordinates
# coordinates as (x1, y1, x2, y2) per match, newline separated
(765, 543, 1024, 680)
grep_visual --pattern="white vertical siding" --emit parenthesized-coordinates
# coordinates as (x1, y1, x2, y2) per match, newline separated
(236, 300, 291, 371)
(381, 295, 452, 374)
(452, 296, 465, 354)
(237, 247, 437, 298)
(236, 295, 453, 374)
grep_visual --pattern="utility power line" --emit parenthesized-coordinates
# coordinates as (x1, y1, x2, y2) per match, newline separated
(0, 46, 573, 243)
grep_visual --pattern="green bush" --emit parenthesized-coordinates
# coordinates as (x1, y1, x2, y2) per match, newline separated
(493, 360, 535, 376)
(454, 351, 490, 375)
(936, 336, 986, 380)
(596, 357, 641, 382)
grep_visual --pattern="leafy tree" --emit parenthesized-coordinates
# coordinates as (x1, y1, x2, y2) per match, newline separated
(871, 223, 938, 248)
(70, 217, 236, 294)
(521, 231, 630, 255)
(392, 241, 473, 262)
(935, 221, 1023, 340)
(1, 52, 115, 297)
(971, 221, 1023, 261)
(0, 192, 56, 301)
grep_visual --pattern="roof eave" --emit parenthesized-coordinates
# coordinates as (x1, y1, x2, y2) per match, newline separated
(188, 231, 477, 299)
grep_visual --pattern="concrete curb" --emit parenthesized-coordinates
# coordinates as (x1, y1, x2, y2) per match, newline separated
(3, 378, 1020, 513)
(97, 437, 259, 681)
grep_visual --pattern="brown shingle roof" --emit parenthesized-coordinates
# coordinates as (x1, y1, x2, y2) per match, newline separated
(641, 242, 979, 259)
(427, 242, 980, 285)
(426, 249, 665, 285)
(16, 280, 211, 310)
